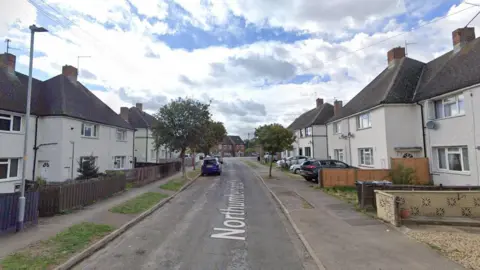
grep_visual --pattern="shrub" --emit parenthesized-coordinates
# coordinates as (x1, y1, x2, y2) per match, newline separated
(388, 164, 416, 185)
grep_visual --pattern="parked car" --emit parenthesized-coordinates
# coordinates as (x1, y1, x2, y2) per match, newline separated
(300, 159, 355, 182)
(201, 157, 222, 176)
(214, 155, 224, 164)
(288, 156, 309, 166)
(290, 160, 314, 174)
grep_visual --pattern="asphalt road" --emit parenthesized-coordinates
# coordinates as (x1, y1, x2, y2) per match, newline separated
(75, 158, 316, 270)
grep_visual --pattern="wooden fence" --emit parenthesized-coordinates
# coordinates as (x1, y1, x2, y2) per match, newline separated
(38, 174, 126, 217)
(0, 192, 39, 234)
(320, 158, 430, 187)
(111, 161, 181, 187)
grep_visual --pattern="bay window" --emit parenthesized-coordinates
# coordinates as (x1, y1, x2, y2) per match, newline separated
(359, 148, 374, 166)
(434, 93, 465, 119)
(0, 158, 20, 180)
(0, 113, 22, 132)
(435, 146, 469, 172)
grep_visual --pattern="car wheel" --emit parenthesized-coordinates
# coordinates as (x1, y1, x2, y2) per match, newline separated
(294, 169, 299, 174)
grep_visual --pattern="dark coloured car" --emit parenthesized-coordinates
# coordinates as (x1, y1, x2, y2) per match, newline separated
(201, 158, 222, 176)
(300, 159, 355, 182)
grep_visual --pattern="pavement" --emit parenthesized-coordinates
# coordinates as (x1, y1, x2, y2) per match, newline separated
(247, 158, 465, 270)
(74, 158, 317, 270)
(0, 166, 196, 260)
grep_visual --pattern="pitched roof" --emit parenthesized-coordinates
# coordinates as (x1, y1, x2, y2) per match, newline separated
(288, 103, 334, 130)
(228, 135, 244, 145)
(413, 38, 480, 101)
(0, 69, 133, 130)
(127, 107, 157, 129)
(328, 57, 424, 122)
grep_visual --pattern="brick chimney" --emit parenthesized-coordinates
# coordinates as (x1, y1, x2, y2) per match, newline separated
(452, 27, 475, 52)
(62, 65, 78, 82)
(334, 100, 343, 116)
(120, 107, 129, 122)
(0, 53, 16, 74)
(387, 47, 405, 68)
(316, 98, 324, 108)
(136, 103, 143, 111)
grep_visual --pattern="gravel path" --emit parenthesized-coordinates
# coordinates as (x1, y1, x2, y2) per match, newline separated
(408, 229, 480, 270)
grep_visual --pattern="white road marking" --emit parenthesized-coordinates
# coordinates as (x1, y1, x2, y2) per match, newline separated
(211, 179, 246, 241)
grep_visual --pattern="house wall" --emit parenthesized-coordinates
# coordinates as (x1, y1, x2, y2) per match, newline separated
(422, 86, 480, 186)
(312, 125, 328, 159)
(384, 105, 424, 159)
(327, 119, 350, 163)
(134, 128, 162, 162)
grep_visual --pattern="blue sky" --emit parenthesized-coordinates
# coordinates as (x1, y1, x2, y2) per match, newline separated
(1, 0, 477, 138)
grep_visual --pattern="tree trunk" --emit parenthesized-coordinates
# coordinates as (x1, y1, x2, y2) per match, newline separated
(269, 159, 273, 178)
(181, 148, 186, 178)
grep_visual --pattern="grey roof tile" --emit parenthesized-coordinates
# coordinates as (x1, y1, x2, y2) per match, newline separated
(127, 107, 157, 129)
(288, 103, 334, 130)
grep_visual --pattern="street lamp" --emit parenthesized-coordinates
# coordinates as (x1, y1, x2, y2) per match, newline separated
(17, 24, 48, 232)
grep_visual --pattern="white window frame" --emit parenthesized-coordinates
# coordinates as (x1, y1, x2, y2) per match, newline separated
(116, 129, 127, 141)
(305, 127, 312, 136)
(435, 146, 469, 173)
(79, 156, 98, 167)
(114, 156, 126, 169)
(434, 93, 465, 119)
(334, 149, 344, 161)
(358, 148, 374, 166)
(357, 112, 372, 129)
(333, 122, 341, 134)
(0, 158, 21, 181)
(0, 113, 22, 133)
(81, 123, 99, 138)
(304, 147, 311, 157)
(299, 129, 304, 138)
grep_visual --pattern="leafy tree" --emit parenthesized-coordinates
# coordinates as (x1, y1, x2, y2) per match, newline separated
(76, 154, 99, 180)
(255, 123, 296, 177)
(198, 120, 227, 155)
(152, 97, 211, 178)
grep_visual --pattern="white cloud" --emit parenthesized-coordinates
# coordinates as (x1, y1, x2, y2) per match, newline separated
(133, 0, 168, 19)
(0, 0, 36, 37)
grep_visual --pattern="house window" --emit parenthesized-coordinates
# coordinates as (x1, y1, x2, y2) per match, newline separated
(358, 148, 374, 166)
(435, 93, 465, 119)
(305, 147, 311, 157)
(305, 127, 312, 136)
(116, 129, 127, 141)
(114, 156, 126, 169)
(0, 114, 22, 132)
(150, 149, 156, 160)
(334, 149, 344, 161)
(299, 148, 303, 156)
(81, 123, 99, 138)
(300, 129, 304, 138)
(0, 158, 20, 180)
(435, 146, 469, 172)
(357, 112, 371, 129)
(333, 122, 341, 134)
(80, 156, 98, 167)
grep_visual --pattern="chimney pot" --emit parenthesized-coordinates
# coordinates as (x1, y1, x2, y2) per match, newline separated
(136, 103, 143, 111)
(452, 27, 475, 52)
(316, 98, 324, 108)
(334, 100, 343, 116)
(387, 47, 405, 67)
(62, 65, 78, 82)
(0, 53, 16, 74)
(120, 107, 129, 122)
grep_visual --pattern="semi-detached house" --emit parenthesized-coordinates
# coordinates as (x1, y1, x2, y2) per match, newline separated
(286, 98, 334, 159)
(326, 27, 480, 186)
(0, 53, 134, 193)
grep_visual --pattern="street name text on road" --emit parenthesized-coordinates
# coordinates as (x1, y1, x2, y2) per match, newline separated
(211, 179, 246, 241)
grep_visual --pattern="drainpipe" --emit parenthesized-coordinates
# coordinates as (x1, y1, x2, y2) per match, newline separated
(325, 124, 329, 159)
(311, 126, 315, 159)
(416, 102, 428, 158)
(132, 129, 136, 168)
(145, 128, 148, 162)
(348, 120, 352, 165)
(31, 116, 39, 181)
(468, 92, 480, 185)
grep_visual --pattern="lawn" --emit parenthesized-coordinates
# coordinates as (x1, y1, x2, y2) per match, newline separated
(159, 177, 187, 191)
(109, 192, 168, 214)
(322, 186, 358, 205)
(0, 222, 114, 270)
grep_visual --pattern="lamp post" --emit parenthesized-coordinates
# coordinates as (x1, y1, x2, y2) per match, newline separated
(17, 25, 48, 232)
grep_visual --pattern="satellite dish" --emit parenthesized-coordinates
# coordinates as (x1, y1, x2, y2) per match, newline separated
(426, 121, 436, 130)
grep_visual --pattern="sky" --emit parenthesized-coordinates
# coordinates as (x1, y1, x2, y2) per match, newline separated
(1, 0, 480, 140)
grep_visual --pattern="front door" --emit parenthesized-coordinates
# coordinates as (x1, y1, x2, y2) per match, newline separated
(38, 161, 50, 180)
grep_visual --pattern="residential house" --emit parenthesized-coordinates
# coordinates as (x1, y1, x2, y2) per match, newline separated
(326, 27, 480, 186)
(217, 135, 245, 157)
(0, 53, 134, 193)
(286, 98, 334, 159)
(120, 103, 171, 163)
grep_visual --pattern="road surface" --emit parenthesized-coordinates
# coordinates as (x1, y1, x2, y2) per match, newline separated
(75, 158, 316, 270)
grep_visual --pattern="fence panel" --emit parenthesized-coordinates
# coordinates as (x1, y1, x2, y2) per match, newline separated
(321, 169, 356, 187)
(356, 169, 391, 181)
(0, 192, 39, 234)
(391, 158, 430, 184)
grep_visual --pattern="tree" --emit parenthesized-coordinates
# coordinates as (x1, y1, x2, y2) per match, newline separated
(255, 123, 296, 177)
(198, 120, 227, 155)
(152, 97, 211, 178)
(76, 154, 99, 180)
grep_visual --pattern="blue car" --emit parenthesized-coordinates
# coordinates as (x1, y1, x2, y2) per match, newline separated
(201, 158, 222, 176)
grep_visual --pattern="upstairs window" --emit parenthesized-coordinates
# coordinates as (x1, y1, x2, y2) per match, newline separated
(435, 93, 465, 119)
(81, 123, 99, 138)
(299, 129, 304, 138)
(0, 114, 22, 132)
(333, 122, 341, 134)
(357, 113, 371, 129)
(305, 127, 312, 136)
(116, 129, 127, 141)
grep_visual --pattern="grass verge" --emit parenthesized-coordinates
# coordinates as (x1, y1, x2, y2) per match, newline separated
(109, 192, 168, 214)
(187, 168, 199, 179)
(160, 177, 187, 191)
(0, 222, 114, 270)
(321, 186, 377, 218)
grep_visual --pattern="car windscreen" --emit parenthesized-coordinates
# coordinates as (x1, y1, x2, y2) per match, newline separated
(204, 159, 217, 165)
